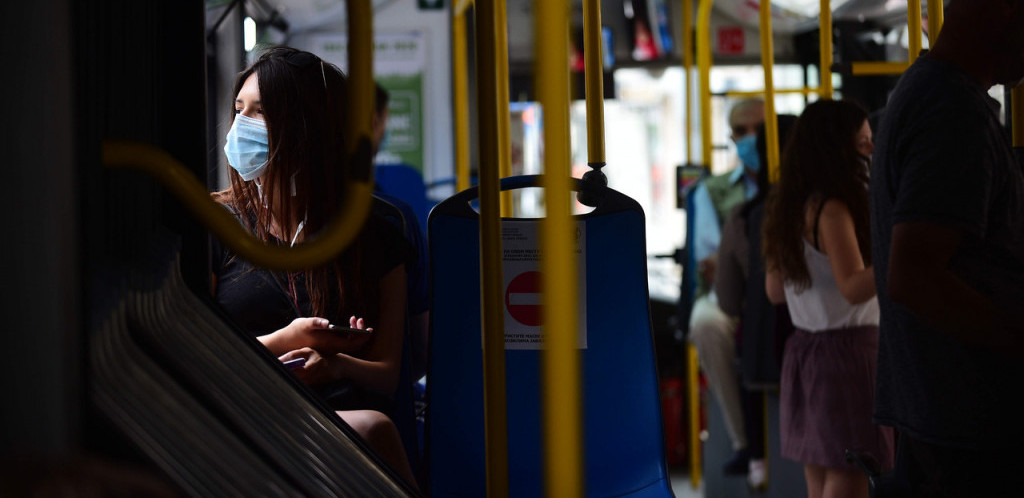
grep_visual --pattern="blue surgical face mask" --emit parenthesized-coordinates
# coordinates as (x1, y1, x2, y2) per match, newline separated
(224, 114, 269, 181)
(734, 134, 760, 172)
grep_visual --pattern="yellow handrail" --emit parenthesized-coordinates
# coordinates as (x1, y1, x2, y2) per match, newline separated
(820, 0, 833, 99)
(496, 0, 513, 216)
(697, 0, 713, 169)
(927, 0, 943, 47)
(103, 141, 374, 271)
(723, 87, 820, 98)
(849, 61, 911, 76)
(584, 0, 605, 167)
(102, 0, 375, 272)
(761, 0, 779, 184)
(348, 0, 373, 154)
(536, 1, 582, 496)
(453, 4, 472, 193)
(474, 0, 510, 496)
(1013, 85, 1024, 148)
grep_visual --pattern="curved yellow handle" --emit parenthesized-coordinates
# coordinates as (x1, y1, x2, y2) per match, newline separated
(103, 140, 373, 271)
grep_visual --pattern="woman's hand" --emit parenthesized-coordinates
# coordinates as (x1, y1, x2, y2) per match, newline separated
(278, 348, 342, 386)
(259, 316, 372, 355)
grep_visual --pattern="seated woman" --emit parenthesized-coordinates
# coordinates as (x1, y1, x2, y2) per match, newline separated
(210, 46, 414, 487)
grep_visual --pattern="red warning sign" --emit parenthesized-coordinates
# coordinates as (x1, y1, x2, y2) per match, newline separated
(505, 271, 543, 326)
(717, 26, 745, 55)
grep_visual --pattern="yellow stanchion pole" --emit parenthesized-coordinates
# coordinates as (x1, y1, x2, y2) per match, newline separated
(686, 343, 702, 489)
(584, 0, 605, 169)
(761, 0, 779, 184)
(496, 0, 513, 216)
(908, 0, 922, 61)
(683, 0, 694, 163)
(474, 1, 510, 496)
(697, 0, 713, 169)
(536, 0, 583, 496)
(453, 1, 472, 193)
(819, 0, 833, 99)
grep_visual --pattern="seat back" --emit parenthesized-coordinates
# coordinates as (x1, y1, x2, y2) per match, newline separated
(426, 176, 673, 497)
(372, 195, 426, 476)
(375, 164, 432, 231)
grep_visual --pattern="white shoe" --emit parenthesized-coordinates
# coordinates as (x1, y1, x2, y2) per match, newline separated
(747, 459, 766, 490)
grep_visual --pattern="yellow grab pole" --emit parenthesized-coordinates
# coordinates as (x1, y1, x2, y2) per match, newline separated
(927, 0, 943, 47)
(1013, 85, 1024, 148)
(819, 0, 833, 99)
(453, 2, 472, 193)
(682, 0, 694, 163)
(536, 1, 583, 497)
(761, 0, 779, 184)
(584, 0, 605, 167)
(697, 0, 713, 169)
(908, 0, 922, 62)
(686, 343, 702, 489)
(474, 0, 510, 496)
(348, 0, 373, 155)
(496, 0, 513, 216)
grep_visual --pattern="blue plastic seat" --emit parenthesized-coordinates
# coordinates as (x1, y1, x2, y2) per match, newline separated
(426, 176, 673, 497)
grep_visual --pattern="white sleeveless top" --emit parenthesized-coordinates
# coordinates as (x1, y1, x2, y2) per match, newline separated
(783, 240, 879, 332)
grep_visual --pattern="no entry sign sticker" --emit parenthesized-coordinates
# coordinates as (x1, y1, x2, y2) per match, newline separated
(501, 220, 587, 350)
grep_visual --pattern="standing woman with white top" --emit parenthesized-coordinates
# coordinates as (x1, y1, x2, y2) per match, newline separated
(762, 100, 894, 498)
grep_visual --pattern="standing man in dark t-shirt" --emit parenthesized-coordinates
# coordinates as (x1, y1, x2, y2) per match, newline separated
(869, 0, 1024, 494)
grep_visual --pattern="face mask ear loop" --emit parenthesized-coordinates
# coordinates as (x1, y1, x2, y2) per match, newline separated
(289, 209, 309, 248)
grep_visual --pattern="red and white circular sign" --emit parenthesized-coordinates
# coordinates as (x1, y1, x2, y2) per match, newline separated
(505, 271, 543, 326)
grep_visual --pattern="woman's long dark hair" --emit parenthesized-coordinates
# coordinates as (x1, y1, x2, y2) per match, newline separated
(739, 114, 798, 221)
(212, 47, 375, 323)
(762, 100, 871, 289)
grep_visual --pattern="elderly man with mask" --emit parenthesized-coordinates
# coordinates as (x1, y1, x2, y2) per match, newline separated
(686, 98, 765, 478)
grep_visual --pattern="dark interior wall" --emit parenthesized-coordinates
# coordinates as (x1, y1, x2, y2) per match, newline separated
(74, 0, 209, 292)
(1, 0, 80, 457)
(1, 0, 211, 461)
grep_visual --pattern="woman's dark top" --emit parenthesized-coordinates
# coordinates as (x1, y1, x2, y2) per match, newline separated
(212, 211, 409, 336)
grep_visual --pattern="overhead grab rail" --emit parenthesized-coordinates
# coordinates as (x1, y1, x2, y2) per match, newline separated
(843, 0, 922, 76)
(538, 0, 582, 496)
(103, 0, 374, 272)
(473, 1, 511, 497)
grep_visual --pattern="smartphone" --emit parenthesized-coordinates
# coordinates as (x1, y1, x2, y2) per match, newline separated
(282, 357, 306, 370)
(328, 323, 373, 335)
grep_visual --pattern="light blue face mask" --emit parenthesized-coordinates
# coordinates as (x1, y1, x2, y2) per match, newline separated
(734, 133, 760, 172)
(224, 114, 269, 181)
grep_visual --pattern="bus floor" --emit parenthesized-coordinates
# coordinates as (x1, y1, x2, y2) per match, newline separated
(692, 385, 807, 498)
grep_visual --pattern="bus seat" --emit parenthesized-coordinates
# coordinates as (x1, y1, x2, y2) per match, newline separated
(426, 175, 673, 497)
(375, 164, 432, 231)
(373, 195, 429, 477)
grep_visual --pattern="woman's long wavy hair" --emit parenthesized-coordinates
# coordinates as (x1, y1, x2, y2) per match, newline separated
(212, 46, 375, 323)
(762, 99, 871, 289)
